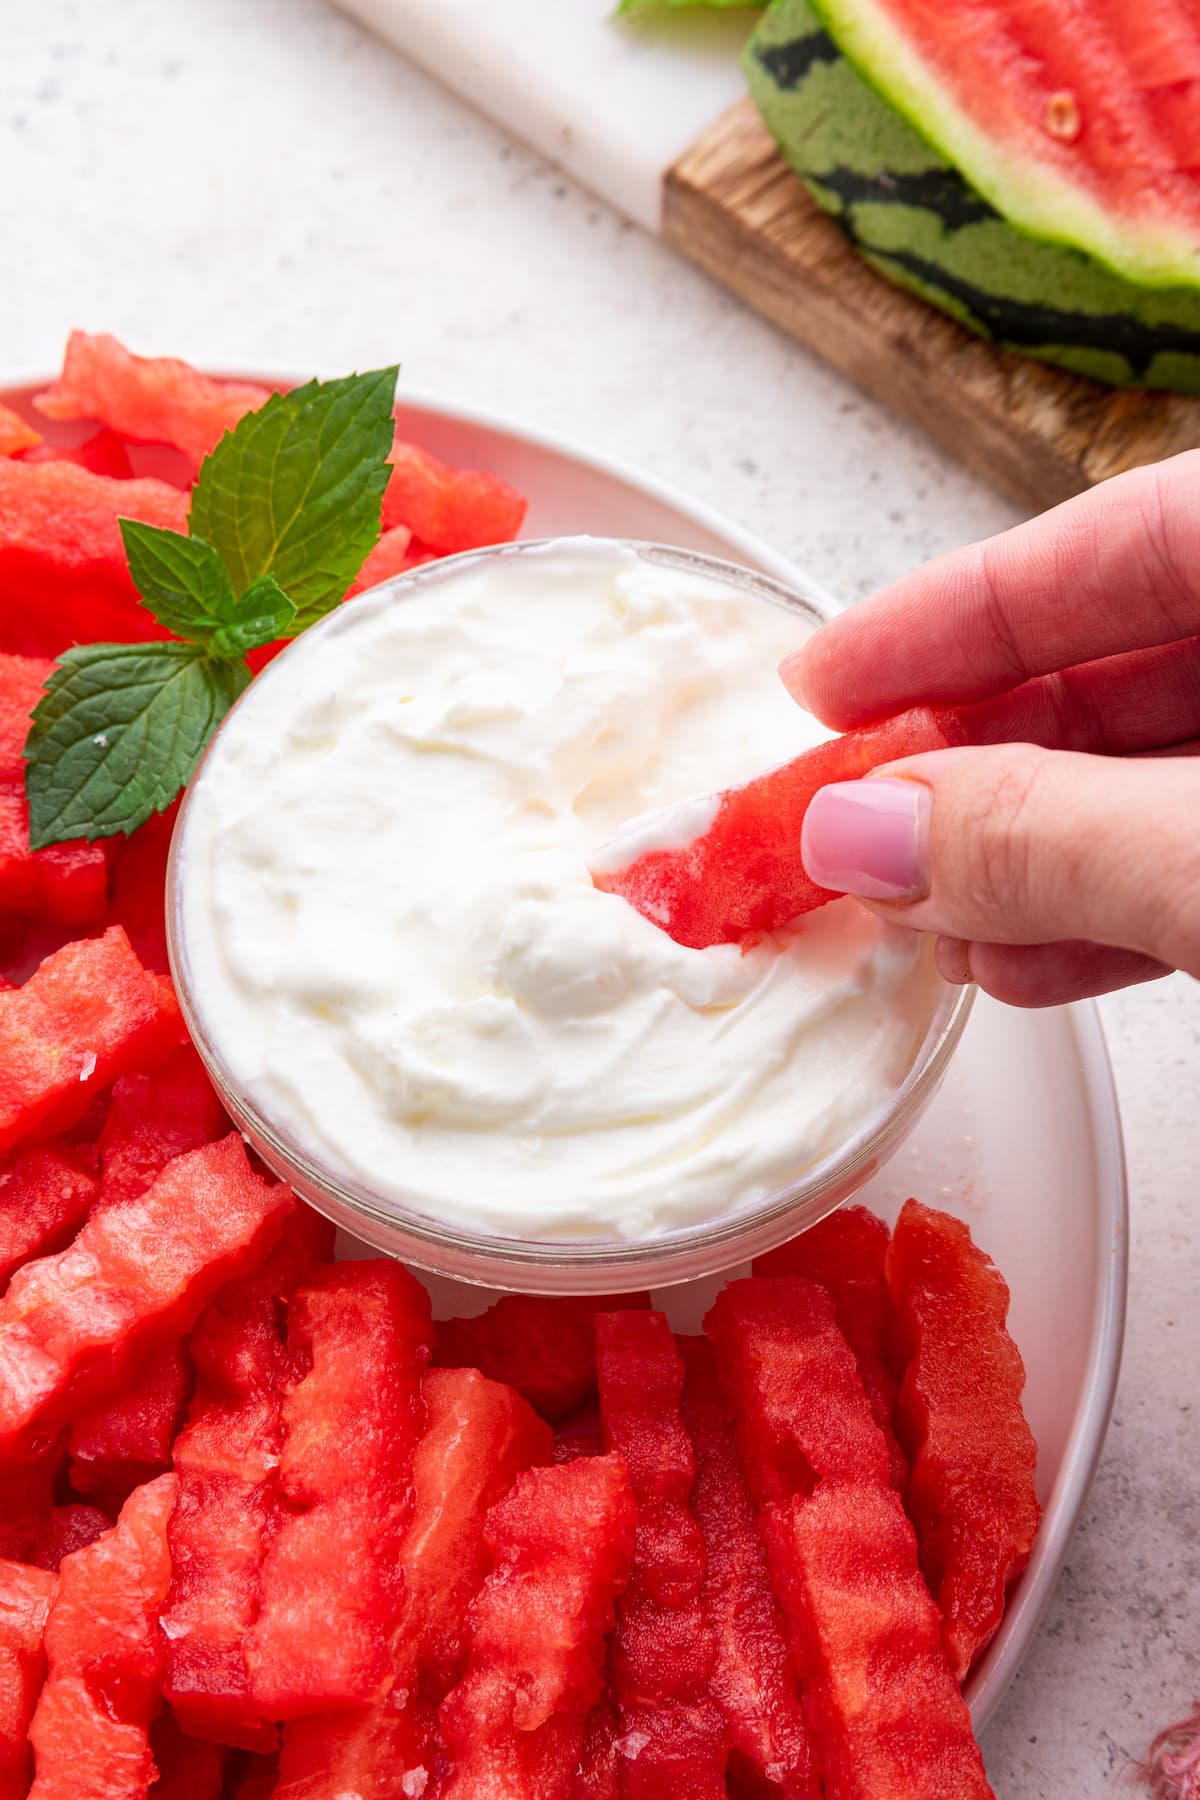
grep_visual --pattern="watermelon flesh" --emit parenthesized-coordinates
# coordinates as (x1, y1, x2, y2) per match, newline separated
(592, 706, 961, 950)
(749, 0, 1200, 394)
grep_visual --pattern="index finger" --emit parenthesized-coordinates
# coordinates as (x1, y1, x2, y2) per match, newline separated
(785, 452, 1200, 729)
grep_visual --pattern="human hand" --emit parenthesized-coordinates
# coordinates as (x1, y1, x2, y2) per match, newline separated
(786, 454, 1200, 1006)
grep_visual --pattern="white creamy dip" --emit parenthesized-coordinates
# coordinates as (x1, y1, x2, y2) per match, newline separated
(176, 540, 939, 1241)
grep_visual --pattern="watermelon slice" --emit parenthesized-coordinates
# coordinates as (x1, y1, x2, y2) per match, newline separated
(748, 0, 1200, 393)
(382, 439, 527, 553)
(805, 0, 1200, 289)
(592, 706, 962, 949)
(33, 333, 273, 469)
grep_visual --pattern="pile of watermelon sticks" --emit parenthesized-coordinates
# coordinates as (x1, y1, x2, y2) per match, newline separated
(0, 336, 1039, 1800)
(0, 973, 1039, 1800)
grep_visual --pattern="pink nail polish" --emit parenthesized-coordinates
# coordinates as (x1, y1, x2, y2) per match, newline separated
(801, 778, 931, 902)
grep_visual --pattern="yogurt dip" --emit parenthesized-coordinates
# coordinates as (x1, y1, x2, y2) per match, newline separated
(175, 540, 941, 1243)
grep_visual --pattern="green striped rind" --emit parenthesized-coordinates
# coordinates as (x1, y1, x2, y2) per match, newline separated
(744, 0, 1200, 394)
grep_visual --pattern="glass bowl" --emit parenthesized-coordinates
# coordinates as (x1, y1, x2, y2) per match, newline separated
(167, 538, 974, 1293)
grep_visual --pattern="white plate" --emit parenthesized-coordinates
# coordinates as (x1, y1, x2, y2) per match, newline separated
(2, 375, 1126, 1734)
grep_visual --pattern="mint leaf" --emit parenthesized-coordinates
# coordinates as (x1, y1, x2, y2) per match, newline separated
(25, 643, 250, 848)
(121, 523, 295, 661)
(120, 521, 237, 640)
(188, 368, 397, 630)
(209, 574, 296, 660)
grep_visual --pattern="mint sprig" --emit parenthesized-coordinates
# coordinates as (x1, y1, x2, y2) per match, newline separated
(25, 366, 398, 849)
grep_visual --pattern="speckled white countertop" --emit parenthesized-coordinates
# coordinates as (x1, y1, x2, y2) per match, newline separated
(4, 3, 1199, 1791)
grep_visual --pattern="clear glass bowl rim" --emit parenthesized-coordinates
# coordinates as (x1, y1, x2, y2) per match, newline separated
(167, 536, 974, 1278)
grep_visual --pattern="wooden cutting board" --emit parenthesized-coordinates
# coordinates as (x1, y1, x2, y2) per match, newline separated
(333, 0, 1200, 510)
(663, 100, 1200, 512)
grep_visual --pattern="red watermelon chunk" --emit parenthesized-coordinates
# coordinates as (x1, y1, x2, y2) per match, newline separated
(162, 1207, 332, 1752)
(0, 1555, 56, 1800)
(95, 1044, 227, 1211)
(0, 1134, 290, 1458)
(0, 927, 182, 1156)
(245, 1261, 433, 1719)
(595, 1311, 726, 1800)
(26, 1504, 112, 1573)
(679, 1335, 818, 1800)
(435, 1292, 650, 1424)
(438, 1455, 636, 1800)
(0, 460, 187, 658)
(0, 1142, 97, 1293)
(887, 1199, 1041, 1681)
(0, 784, 109, 925)
(383, 437, 527, 553)
(34, 333, 273, 469)
(755, 1207, 907, 1490)
(593, 706, 964, 949)
(68, 1335, 192, 1503)
(27, 1473, 176, 1800)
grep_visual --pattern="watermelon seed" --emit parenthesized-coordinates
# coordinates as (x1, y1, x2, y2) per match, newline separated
(1045, 91, 1081, 143)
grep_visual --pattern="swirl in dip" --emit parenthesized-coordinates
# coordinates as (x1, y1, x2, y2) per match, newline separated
(174, 540, 940, 1241)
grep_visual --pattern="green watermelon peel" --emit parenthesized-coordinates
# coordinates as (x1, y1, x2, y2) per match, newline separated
(746, 0, 1200, 394)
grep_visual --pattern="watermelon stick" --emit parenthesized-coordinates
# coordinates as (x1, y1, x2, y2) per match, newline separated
(244, 1262, 433, 1719)
(27, 1473, 178, 1800)
(705, 1277, 993, 1800)
(886, 1200, 1041, 1681)
(439, 1456, 636, 1800)
(591, 706, 963, 949)
(273, 1366, 552, 1799)
(0, 926, 183, 1156)
(595, 1311, 727, 1799)
(678, 1336, 819, 1799)
(754, 1207, 907, 1490)
(162, 1207, 333, 1751)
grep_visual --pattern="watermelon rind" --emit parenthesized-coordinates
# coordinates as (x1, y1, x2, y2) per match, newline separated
(745, 0, 1200, 394)
(804, 0, 1200, 292)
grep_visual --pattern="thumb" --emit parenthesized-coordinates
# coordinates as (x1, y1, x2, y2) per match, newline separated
(800, 742, 1200, 978)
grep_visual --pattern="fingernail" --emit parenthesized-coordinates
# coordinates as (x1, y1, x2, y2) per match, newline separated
(778, 651, 810, 708)
(935, 935, 973, 985)
(801, 778, 931, 902)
